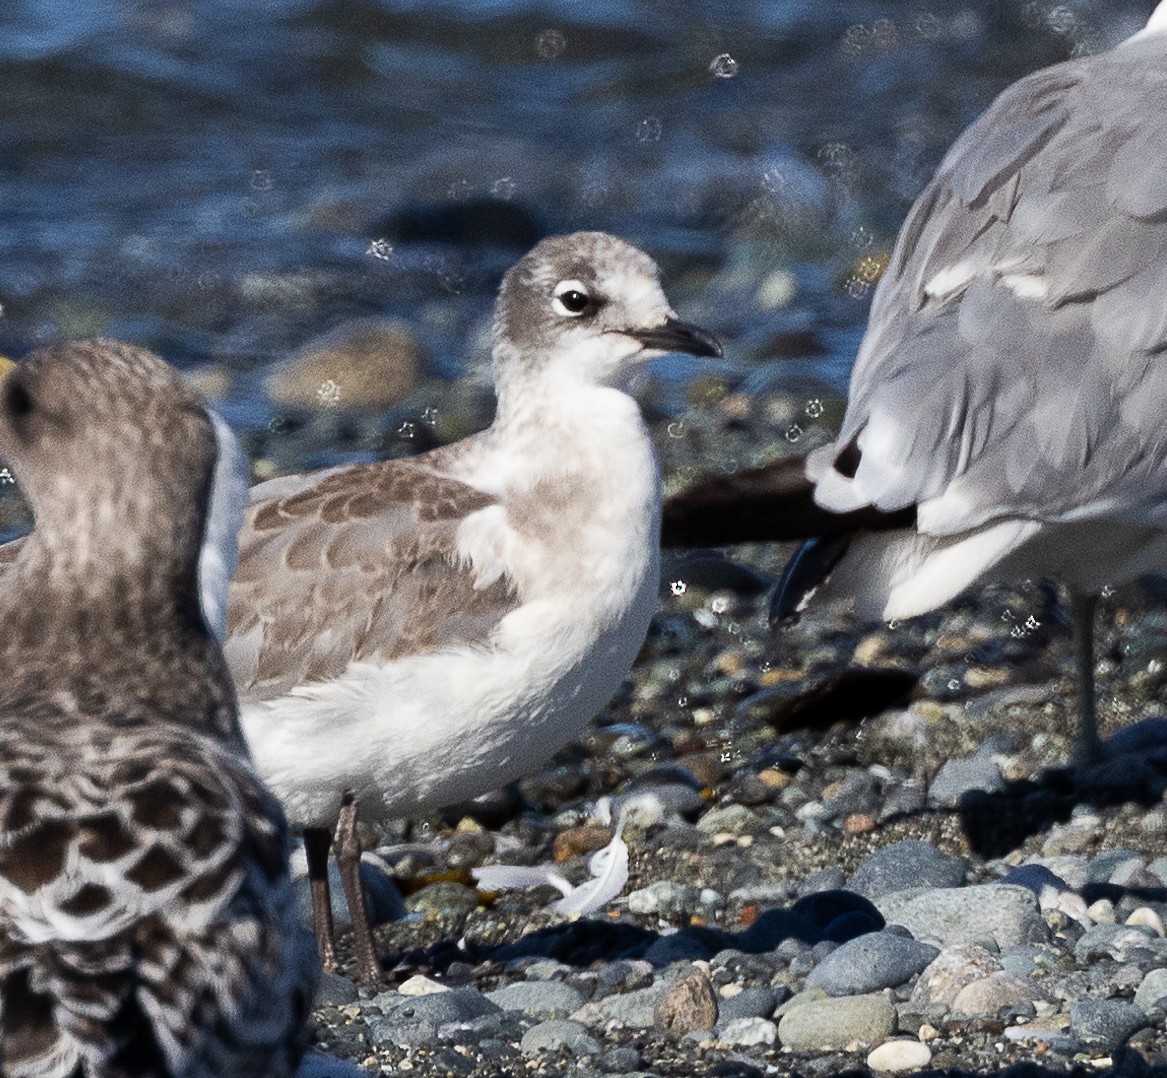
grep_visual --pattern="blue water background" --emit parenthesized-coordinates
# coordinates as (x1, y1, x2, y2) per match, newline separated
(0, 0, 1155, 435)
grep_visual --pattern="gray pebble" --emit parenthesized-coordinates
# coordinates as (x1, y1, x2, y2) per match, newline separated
(697, 804, 760, 835)
(777, 993, 896, 1051)
(720, 1016, 779, 1047)
(486, 981, 587, 1019)
(404, 881, 479, 918)
(928, 751, 1004, 805)
(716, 986, 777, 1025)
(1074, 923, 1167, 964)
(807, 931, 939, 996)
(520, 1019, 601, 1056)
(627, 880, 701, 916)
(367, 988, 501, 1047)
(1070, 998, 1150, 1052)
(315, 971, 359, 1007)
(597, 983, 673, 1028)
(1086, 849, 1143, 885)
(849, 840, 965, 900)
(599, 1046, 643, 1073)
(1135, 968, 1167, 1012)
(795, 867, 846, 896)
(878, 884, 1047, 948)
(1146, 856, 1167, 887)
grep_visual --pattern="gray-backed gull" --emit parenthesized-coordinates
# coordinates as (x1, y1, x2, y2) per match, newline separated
(664, 3, 1167, 762)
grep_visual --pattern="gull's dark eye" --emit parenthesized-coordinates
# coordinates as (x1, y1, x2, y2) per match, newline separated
(553, 279, 592, 317)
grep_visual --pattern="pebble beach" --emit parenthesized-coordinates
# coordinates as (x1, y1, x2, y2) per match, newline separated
(4, 3, 1167, 1075)
(297, 390, 1167, 1077)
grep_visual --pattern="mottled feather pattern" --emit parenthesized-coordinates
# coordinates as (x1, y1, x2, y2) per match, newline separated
(823, 32, 1167, 532)
(0, 340, 317, 1077)
(0, 697, 315, 1078)
(226, 454, 520, 702)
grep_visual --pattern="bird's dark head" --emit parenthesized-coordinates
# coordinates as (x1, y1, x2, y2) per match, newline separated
(492, 231, 721, 392)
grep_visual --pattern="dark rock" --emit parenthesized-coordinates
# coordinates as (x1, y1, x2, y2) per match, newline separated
(1071, 998, 1151, 1052)
(715, 986, 777, 1025)
(807, 931, 939, 996)
(849, 840, 965, 900)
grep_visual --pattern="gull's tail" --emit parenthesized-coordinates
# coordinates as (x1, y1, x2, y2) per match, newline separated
(661, 456, 917, 620)
(661, 457, 915, 547)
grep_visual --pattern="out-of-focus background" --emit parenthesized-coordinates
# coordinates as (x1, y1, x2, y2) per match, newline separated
(0, 1, 1155, 489)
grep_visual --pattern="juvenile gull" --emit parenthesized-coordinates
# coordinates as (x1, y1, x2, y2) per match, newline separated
(664, 5, 1167, 760)
(0, 341, 317, 1076)
(224, 232, 721, 983)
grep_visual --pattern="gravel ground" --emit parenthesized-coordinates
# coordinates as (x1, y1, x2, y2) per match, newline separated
(293, 396, 1167, 1078)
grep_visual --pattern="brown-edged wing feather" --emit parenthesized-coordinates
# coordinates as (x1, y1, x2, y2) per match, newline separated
(225, 459, 521, 703)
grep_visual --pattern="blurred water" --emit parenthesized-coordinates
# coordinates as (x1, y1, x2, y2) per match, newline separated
(0, 0, 1156, 427)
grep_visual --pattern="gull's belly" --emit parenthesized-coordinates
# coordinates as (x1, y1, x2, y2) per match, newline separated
(241, 565, 658, 829)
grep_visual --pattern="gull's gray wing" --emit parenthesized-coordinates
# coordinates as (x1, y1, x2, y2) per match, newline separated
(815, 32, 1167, 535)
(224, 460, 520, 703)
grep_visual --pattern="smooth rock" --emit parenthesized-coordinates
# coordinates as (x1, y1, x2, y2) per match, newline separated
(716, 986, 777, 1025)
(866, 1039, 932, 1072)
(599, 1046, 643, 1073)
(628, 880, 701, 916)
(928, 750, 1004, 805)
(1135, 967, 1167, 1012)
(654, 969, 719, 1034)
(777, 993, 896, 1051)
(878, 884, 1046, 948)
(596, 983, 673, 1028)
(848, 841, 965, 900)
(520, 1019, 601, 1056)
(697, 804, 760, 835)
(1086, 848, 1143, 885)
(486, 981, 586, 1018)
(266, 318, 421, 414)
(398, 975, 449, 997)
(807, 931, 938, 996)
(951, 972, 1043, 1016)
(1070, 998, 1150, 1052)
(314, 971, 359, 1007)
(1074, 923, 1167, 964)
(1126, 907, 1166, 937)
(720, 1017, 778, 1047)
(910, 945, 1002, 1008)
(368, 988, 500, 1047)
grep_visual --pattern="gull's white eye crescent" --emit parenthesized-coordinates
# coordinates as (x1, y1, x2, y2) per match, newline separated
(553, 279, 591, 317)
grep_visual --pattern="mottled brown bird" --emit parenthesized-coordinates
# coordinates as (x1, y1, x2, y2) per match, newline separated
(0, 340, 317, 1077)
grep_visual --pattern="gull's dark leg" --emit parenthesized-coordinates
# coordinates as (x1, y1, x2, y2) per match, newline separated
(1071, 588, 1103, 765)
(303, 826, 339, 973)
(335, 790, 382, 987)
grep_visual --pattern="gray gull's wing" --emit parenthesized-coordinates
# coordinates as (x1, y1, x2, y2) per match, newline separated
(813, 31, 1167, 536)
(225, 459, 521, 702)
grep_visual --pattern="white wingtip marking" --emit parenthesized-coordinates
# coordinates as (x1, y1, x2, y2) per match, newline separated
(199, 411, 250, 643)
(1129, 0, 1167, 40)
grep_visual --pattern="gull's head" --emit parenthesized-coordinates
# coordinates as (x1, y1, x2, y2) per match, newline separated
(493, 231, 721, 389)
(0, 340, 246, 621)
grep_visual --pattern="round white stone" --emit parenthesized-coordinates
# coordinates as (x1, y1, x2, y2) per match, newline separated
(867, 1039, 933, 1072)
